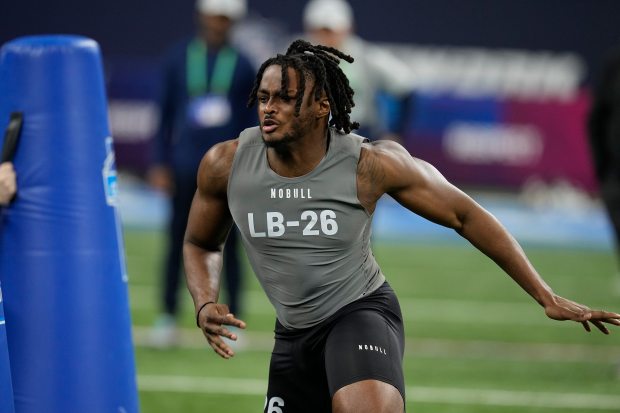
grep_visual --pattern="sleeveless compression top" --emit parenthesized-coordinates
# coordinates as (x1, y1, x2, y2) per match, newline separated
(228, 126, 385, 329)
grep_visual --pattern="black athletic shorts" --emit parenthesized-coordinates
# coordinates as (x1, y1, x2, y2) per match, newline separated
(263, 282, 405, 413)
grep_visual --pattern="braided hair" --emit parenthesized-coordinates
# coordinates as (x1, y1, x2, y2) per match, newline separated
(248, 39, 359, 134)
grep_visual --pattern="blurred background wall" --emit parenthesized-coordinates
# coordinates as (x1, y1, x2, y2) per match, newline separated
(2, 0, 618, 78)
(2, 0, 619, 193)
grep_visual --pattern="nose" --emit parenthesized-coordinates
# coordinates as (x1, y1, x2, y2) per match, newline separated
(263, 97, 276, 114)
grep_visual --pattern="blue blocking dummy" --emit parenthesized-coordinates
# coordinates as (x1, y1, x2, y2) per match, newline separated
(0, 35, 139, 412)
(0, 282, 15, 413)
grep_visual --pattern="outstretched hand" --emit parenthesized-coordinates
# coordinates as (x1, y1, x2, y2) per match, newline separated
(544, 295, 620, 334)
(197, 303, 246, 358)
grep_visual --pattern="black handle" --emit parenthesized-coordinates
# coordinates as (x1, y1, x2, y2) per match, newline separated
(1, 112, 24, 163)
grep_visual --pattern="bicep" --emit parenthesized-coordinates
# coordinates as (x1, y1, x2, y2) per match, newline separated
(185, 186, 234, 252)
(387, 155, 478, 231)
(184, 144, 236, 251)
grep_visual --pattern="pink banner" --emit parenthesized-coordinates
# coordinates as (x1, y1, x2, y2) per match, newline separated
(404, 90, 597, 192)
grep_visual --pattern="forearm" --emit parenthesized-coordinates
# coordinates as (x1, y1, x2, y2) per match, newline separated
(183, 240, 224, 313)
(457, 207, 555, 307)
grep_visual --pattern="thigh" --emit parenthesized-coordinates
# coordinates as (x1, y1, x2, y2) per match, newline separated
(265, 333, 331, 413)
(332, 380, 404, 413)
(324, 308, 405, 403)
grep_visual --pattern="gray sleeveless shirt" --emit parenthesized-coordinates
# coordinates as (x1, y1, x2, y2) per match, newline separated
(227, 126, 385, 329)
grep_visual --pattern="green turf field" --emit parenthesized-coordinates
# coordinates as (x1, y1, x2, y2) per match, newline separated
(124, 228, 620, 413)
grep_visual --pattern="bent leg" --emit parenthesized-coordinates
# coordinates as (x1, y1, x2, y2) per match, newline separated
(325, 293, 406, 412)
(333, 379, 403, 413)
(265, 321, 331, 413)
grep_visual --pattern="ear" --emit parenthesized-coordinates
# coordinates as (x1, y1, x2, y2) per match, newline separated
(316, 96, 330, 120)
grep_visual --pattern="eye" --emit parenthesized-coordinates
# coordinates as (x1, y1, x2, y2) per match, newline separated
(258, 96, 268, 103)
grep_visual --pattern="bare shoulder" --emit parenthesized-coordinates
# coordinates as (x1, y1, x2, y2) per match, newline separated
(357, 139, 414, 210)
(363, 139, 416, 161)
(197, 139, 239, 195)
(358, 139, 417, 185)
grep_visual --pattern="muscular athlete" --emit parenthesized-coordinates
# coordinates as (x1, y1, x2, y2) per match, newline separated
(184, 40, 620, 413)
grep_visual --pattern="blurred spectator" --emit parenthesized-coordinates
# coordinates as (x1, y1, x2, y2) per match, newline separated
(148, 0, 255, 348)
(588, 46, 620, 268)
(0, 162, 16, 206)
(302, 0, 415, 140)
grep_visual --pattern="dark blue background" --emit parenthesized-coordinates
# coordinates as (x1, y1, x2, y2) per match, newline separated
(2, 0, 619, 83)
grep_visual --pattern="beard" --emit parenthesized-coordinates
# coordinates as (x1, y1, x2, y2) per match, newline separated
(261, 117, 306, 156)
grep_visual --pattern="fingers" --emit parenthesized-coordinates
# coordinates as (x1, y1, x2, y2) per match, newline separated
(546, 298, 620, 335)
(204, 330, 235, 359)
(202, 321, 239, 359)
(196, 303, 246, 330)
(208, 313, 247, 330)
(578, 310, 620, 335)
(590, 320, 610, 335)
(581, 321, 591, 333)
(589, 310, 620, 321)
(0, 162, 14, 173)
(0, 162, 17, 205)
(198, 306, 247, 359)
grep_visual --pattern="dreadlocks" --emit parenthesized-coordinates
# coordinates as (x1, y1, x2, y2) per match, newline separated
(248, 39, 360, 134)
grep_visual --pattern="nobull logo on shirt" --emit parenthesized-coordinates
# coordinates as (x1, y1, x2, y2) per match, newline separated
(270, 187, 312, 199)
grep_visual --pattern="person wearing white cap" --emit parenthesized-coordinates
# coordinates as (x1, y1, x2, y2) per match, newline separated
(303, 0, 415, 141)
(197, 0, 247, 20)
(147, 0, 255, 348)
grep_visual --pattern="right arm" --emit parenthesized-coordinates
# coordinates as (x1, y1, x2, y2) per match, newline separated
(184, 139, 245, 358)
(357, 141, 620, 333)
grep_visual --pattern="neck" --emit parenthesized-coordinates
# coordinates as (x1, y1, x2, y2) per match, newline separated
(267, 126, 330, 178)
(199, 33, 227, 50)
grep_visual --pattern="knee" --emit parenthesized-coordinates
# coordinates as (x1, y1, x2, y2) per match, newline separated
(332, 380, 404, 413)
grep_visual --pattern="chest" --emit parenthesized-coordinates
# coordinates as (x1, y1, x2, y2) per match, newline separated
(229, 175, 368, 248)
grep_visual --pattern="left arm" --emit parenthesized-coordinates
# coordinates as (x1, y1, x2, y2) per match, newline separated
(184, 140, 246, 358)
(358, 140, 620, 333)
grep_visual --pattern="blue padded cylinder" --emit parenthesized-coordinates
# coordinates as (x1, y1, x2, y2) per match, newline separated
(0, 282, 15, 413)
(0, 35, 139, 413)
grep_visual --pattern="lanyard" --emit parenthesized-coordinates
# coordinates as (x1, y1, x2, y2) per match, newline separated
(186, 38, 238, 97)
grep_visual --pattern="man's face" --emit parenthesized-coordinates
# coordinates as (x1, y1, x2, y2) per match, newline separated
(308, 28, 349, 49)
(257, 65, 320, 148)
(197, 14, 233, 47)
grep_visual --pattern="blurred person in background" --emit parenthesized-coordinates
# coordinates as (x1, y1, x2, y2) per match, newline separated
(588, 46, 620, 283)
(0, 162, 16, 206)
(147, 0, 256, 348)
(302, 0, 414, 141)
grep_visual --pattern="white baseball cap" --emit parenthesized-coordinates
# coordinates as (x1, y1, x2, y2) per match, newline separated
(303, 0, 353, 31)
(196, 0, 247, 20)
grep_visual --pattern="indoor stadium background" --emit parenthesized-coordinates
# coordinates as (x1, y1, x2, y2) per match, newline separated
(1, 1, 619, 412)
